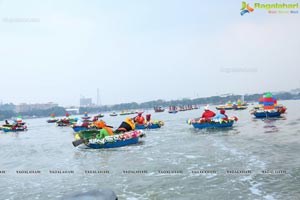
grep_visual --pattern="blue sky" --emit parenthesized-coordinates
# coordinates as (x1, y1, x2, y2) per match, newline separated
(0, 0, 299, 106)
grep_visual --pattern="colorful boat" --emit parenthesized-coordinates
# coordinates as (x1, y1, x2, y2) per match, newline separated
(87, 137, 140, 149)
(215, 106, 234, 110)
(187, 117, 238, 129)
(135, 121, 164, 130)
(216, 100, 247, 110)
(109, 112, 118, 117)
(191, 121, 234, 129)
(82, 112, 91, 120)
(119, 111, 132, 116)
(73, 130, 145, 149)
(2, 124, 27, 132)
(192, 105, 199, 109)
(168, 106, 178, 113)
(232, 105, 248, 110)
(47, 113, 58, 123)
(47, 119, 58, 123)
(251, 92, 286, 118)
(178, 106, 188, 111)
(71, 123, 99, 132)
(168, 110, 178, 114)
(154, 106, 165, 112)
(252, 111, 282, 118)
(135, 124, 160, 129)
(96, 113, 104, 118)
(2, 116, 28, 132)
(72, 126, 90, 132)
(56, 119, 74, 126)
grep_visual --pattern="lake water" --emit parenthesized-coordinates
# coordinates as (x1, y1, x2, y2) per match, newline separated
(0, 100, 300, 200)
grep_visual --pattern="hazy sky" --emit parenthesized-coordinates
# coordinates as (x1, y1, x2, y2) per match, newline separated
(0, 0, 299, 106)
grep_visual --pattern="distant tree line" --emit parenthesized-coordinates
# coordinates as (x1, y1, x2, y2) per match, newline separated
(0, 91, 299, 120)
(0, 106, 66, 120)
(79, 92, 300, 114)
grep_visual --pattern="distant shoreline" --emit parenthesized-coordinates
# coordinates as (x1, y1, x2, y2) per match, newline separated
(0, 91, 299, 121)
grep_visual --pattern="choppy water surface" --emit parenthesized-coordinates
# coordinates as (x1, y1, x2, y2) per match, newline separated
(1, 100, 300, 200)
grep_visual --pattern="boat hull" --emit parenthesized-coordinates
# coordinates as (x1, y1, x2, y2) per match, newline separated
(2, 128, 27, 132)
(72, 126, 90, 132)
(47, 119, 58, 123)
(192, 121, 234, 129)
(86, 137, 139, 149)
(216, 107, 234, 110)
(253, 111, 281, 118)
(168, 110, 178, 114)
(234, 107, 247, 110)
(135, 124, 161, 130)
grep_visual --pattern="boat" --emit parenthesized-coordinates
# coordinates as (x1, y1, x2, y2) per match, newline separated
(95, 113, 104, 118)
(216, 105, 247, 110)
(168, 106, 178, 113)
(216, 99, 247, 110)
(154, 106, 165, 112)
(187, 117, 238, 129)
(71, 122, 99, 132)
(87, 137, 140, 149)
(2, 116, 28, 132)
(47, 119, 58, 123)
(135, 120, 164, 130)
(82, 112, 91, 120)
(233, 99, 248, 110)
(135, 124, 160, 129)
(232, 105, 248, 110)
(56, 119, 73, 126)
(72, 125, 90, 132)
(178, 106, 188, 111)
(216, 106, 233, 110)
(216, 101, 234, 110)
(168, 110, 178, 114)
(192, 105, 199, 109)
(251, 92, 287, 118)
(47, 113, 58, 123)
(109, 112, 118, 117)
(119, 110, 132, 116)
(72, 130, 145, 149)
(252, 110, 282, 118)
(2, 124, 27, 132)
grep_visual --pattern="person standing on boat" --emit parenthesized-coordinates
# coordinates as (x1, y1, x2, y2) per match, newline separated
(134, 112, 145, 125)
(201, 105, 216, 119)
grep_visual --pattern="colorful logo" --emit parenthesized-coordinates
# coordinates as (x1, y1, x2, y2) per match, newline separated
(241, 2, 254, 15)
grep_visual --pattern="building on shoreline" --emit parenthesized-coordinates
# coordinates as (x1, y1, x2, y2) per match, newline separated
(15, 102, 58, 112)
